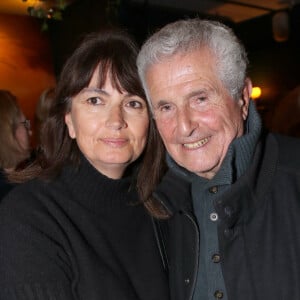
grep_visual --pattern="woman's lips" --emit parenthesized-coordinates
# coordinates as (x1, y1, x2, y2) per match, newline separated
(101, 138, 128, 147)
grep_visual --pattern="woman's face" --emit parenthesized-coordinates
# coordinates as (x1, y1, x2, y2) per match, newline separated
(65, 67, 149, 179)
(15, 113, 32, 153)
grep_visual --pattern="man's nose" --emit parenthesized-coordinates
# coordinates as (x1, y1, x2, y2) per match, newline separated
(176, 106, 197, 136)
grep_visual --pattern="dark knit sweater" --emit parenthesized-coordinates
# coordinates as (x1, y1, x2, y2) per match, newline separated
(0, 157, 169, 300)
(0, 169, 15, 201)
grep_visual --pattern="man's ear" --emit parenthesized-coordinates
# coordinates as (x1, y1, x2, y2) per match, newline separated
(238, 77, 252, 121)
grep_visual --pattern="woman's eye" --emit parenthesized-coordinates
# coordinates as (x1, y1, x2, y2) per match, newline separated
(127, 100, 144, 109)
(87, 97, 102, 105)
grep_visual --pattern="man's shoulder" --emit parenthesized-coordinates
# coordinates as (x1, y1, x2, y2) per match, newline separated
(268, 132, 300, 170)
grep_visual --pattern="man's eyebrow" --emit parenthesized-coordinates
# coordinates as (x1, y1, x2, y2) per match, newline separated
(153, 89, 210, 107)
(185, 88, 208, 98)
(154, 100, 170, 108)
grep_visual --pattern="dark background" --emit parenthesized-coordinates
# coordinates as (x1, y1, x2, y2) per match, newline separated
(47, 0, 300, 136)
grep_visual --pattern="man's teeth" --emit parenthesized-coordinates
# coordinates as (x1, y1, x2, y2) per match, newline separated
(183, 137, 209, 149)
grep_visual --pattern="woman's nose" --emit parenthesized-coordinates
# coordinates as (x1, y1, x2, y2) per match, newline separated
(105, 106, 127, 130)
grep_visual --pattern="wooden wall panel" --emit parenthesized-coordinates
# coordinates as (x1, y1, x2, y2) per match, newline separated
(0, 13, 56, 137)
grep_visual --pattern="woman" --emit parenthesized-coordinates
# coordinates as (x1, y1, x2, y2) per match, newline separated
(0, 90, 32, 199)
(0, 30, 169, 299)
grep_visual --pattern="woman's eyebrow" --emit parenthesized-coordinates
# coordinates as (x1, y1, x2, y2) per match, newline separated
(80, 87, 108, 96)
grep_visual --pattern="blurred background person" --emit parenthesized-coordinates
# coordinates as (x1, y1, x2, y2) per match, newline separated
(270, 85, 300, 138)
(0, 90, 32, 199)
(34, 87, 55, 147)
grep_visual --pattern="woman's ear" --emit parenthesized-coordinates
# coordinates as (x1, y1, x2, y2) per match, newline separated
(238, 77, 252, 121)
(65, 113, 76, 139)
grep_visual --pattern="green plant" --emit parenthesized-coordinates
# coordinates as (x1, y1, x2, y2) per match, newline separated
(22, 0, 68, 31)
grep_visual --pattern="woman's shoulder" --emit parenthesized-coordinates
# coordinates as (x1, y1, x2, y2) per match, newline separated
(0, 175, 69, 217)
(0, 177, 74, 294)
(0, 174, 75, 249)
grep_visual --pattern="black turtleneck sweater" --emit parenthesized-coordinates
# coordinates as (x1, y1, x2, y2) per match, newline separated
(0, 157, 169, 300)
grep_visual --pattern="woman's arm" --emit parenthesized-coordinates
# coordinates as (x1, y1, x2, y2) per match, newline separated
(0, 193, 75, 300)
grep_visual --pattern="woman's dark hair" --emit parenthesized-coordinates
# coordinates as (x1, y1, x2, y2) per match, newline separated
(136, 120, 169, 218)
(9, 29, 168, 218)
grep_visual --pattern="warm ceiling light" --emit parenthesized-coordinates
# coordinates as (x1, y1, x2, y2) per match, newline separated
(251, 87, 262, 100)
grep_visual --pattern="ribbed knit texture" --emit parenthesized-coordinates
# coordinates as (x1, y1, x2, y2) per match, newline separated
(0, 169, 15, 201)
(0, 156, 169, 300)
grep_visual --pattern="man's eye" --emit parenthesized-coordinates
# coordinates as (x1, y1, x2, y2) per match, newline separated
(197, 96, 207, 102)
(191, 96, 208, 108)
(87, 97, 102, 105)
(160, 104, 172, 112)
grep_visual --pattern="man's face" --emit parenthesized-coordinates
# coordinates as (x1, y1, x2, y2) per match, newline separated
(145, 48, 250, 179)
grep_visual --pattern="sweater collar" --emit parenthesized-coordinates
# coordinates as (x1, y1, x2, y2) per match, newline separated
(208, 99, 262, 185)
(60, 155, 137, 213)
(214, 132, 278, 228)
(157, 132, 278, 222)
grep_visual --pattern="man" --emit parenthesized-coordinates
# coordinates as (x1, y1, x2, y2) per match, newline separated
(137, 18, 300, 300)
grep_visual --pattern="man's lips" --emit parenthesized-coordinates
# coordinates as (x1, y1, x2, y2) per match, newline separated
(183, 137, 210, 149)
